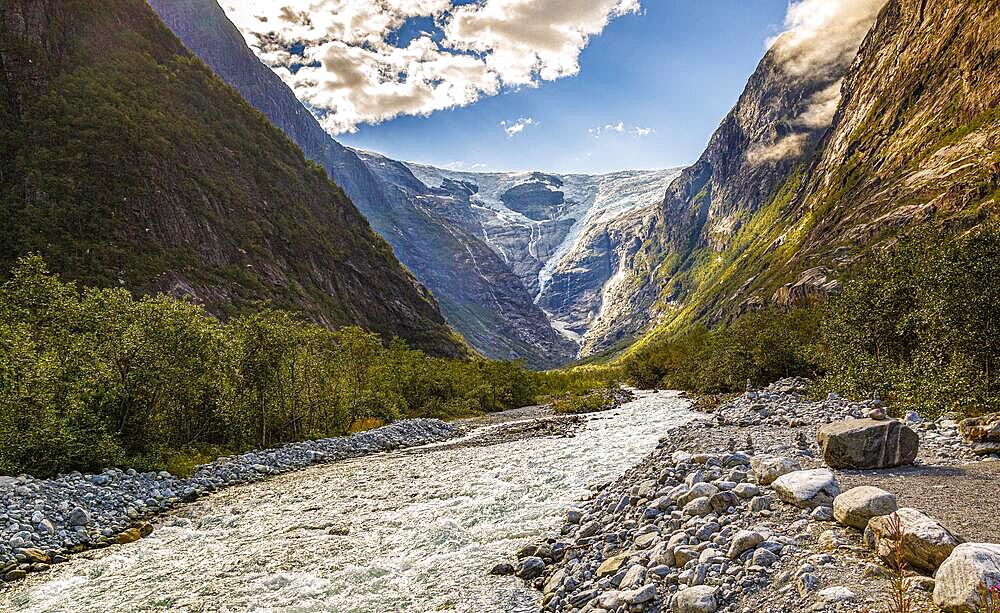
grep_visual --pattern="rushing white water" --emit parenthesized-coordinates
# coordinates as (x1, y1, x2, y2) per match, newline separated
(1, 391, 693, 613)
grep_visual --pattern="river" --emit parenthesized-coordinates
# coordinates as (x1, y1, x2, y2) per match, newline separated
(0, 390, 694, 613)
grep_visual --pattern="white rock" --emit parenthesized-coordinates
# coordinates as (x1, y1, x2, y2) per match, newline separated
(771, 469, 841, 509)
(833, 486, 897, 530)
(933, 543, 1000, 612)
(750, 456, 801, 485)
(673, 585, 718, 613)
(866, 508, 962, 573)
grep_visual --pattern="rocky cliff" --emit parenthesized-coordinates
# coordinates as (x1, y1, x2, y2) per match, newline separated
(0, 0, 464, 357)
(610, 0, 999, 356)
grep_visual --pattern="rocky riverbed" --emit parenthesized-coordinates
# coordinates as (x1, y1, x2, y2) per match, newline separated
(505, 379, 1000, 613)
(0, 419, 458, 586)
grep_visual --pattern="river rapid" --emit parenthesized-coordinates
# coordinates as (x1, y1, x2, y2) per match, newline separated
(1, 391, 694, 613)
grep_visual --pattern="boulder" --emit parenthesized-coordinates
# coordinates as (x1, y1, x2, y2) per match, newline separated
(596, 552, 631, 578)
(833, 486, 898, 530)
(750, 456, 801, 485)
(728, 530, 765, 559)
(673, 585, 718, 613)
(958, 413, 1000, 443)
(933, 543, 1000, 612)
(515, 556, 546, 580)
(866, 508, 963, 573)
(817, 418, 919, 469)
(771, 469, 841, 509)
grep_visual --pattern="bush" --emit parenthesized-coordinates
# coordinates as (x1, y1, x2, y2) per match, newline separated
(819, 225, 1000, 416)
(0, 255, 606, 477)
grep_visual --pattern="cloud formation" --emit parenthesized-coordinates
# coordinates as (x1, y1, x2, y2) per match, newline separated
(501, 117, 536, 138)
(768, 0, 887, 79)
(221, 0, 640, 134)
(748, 0, 885, 164)
(588, 122, 653, 138)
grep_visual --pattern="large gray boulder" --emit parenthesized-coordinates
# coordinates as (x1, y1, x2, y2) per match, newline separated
(817, 418, 919, 469)
(833, 486, 898, 530)
(866, 508, 963, 573)
(750, 456, 801, 485)
(771, 469, 841, 509)
(959, 413, 1000, 455)
(673, 585, 718, 613)
(933, 543, 1000, 612)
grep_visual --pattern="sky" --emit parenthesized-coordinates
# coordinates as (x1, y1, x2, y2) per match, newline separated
(219, 1, 877, 174)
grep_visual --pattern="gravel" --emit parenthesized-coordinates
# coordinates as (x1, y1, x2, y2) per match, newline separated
(506, 378, 999, 612)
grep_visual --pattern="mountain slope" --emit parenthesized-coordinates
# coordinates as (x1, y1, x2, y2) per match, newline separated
(0, 0, 463, 357)
(147, 0, 575, 368)
(622, 0, 999, 356)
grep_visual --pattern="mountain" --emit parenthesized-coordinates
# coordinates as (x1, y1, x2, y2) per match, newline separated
(146, 0, 683, 368)
(608, 0, 999, 356)
(146, 0, 575, 368)
(400, 163, 682, 347)
(0, 0, 463, 357)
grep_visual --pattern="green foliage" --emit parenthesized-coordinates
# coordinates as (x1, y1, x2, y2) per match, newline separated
(818, 225, 1000, 416)
(551, 387, 620, 415)
(623, 225, 1000, 418)
(623, 308, 822, 393)
(0, 256, 584, 477)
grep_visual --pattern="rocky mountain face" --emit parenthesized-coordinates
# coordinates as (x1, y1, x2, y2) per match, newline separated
(613, 0, 999, 356)
(403, 164, 682, 347)
(0, 0, 463, 358)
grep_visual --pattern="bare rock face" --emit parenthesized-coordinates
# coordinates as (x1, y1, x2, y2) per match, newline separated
(933, 543, 1000, 613)
(866, 508, 963, 574)
(817, 419, 919, 469)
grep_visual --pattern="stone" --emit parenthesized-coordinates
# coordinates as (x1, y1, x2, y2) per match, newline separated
(678, 483, 718, 506)
(750, 456, 801, 486)
(683, 497, 713, 517)
(933, 543, 1000, 612)
(958, 413, 1000, 443)
(596, 552, 631, 578)
(4, 569, 27, 582)
(68, 507, 91, 527)
(635, 532, 660, 549)
(620, 564, 646, 589)
(673, 585, 718, 613)
(622, 583, 656, 604)
(818, 586, 856, 602)
(515, 556, 546, 580)
(868, 407, 888, 420)
(543, 568, 566, 594)
(728, 530, 765, 559)
(489, 563, 515, 576)
(771, 469, 841, 509)
(733, 483, 759, 499)
(817, 418, 919, 469)
(750, 496, 770, 513)
(115, 528, 142, 545)
(833, 486, 898, 530)
(866, 508, 963, 573)
(752, 548, 779, 567)
(811, 506, 834, 521)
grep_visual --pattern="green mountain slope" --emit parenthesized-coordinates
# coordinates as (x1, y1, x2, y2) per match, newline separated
(615, 0, 999, 356)
(0, 0, 464, 357)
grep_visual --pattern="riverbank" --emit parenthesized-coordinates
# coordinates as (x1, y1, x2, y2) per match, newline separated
(0, 419, 458, 586)
(507, 379, 1000, 612)
(0, 390, 693, 612)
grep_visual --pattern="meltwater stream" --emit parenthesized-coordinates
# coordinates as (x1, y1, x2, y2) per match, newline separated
(2, 391, 693, 613)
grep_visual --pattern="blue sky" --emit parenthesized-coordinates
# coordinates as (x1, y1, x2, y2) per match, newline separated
(335, 2, 791, 173)
(223, 1, 796, 174)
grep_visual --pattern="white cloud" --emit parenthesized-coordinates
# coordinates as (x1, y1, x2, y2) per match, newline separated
(501, 117, 536, 137)
(793, 80, 843, 128)
(746, 133, 810, 165)
(220, 0, 640, 134)
(589, 121, 653, 138)
(768, 0, 887, 79)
